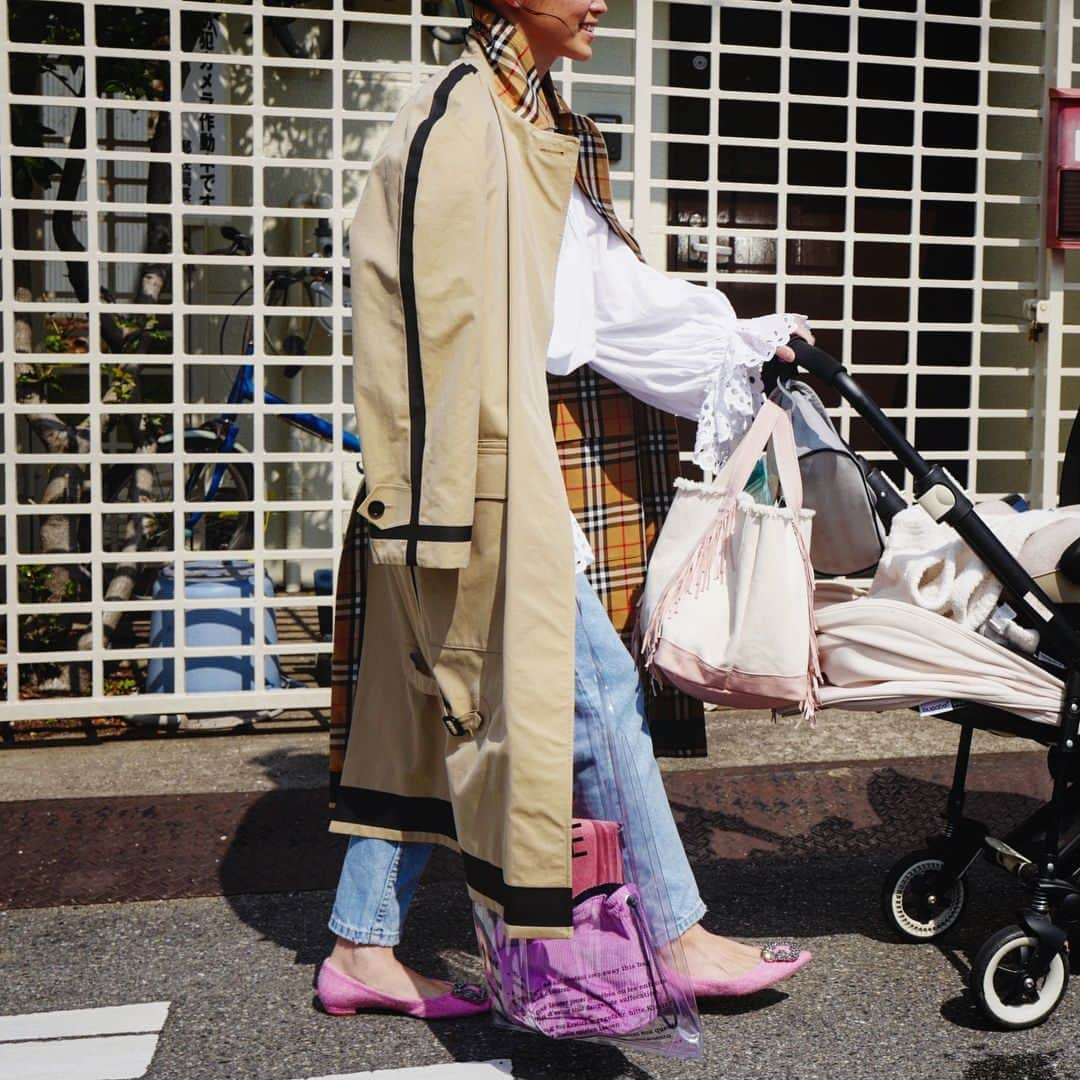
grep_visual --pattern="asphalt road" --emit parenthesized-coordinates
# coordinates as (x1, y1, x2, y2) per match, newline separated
(4, 720, 1079, 1078)
(2, 861, 1077, 1080)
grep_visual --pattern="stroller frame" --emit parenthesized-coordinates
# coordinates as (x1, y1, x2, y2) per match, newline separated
(788, 340, 1080, 1028)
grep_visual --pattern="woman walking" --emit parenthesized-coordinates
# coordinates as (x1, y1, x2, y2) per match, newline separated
(320, 0, 814, 1020)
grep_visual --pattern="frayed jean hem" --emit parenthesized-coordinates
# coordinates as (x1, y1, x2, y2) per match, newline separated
(327, 914, 402, 946)
(668, 899, 708, 945)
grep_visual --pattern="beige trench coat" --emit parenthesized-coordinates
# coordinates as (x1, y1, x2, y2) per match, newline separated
(330, 44, 584, 938)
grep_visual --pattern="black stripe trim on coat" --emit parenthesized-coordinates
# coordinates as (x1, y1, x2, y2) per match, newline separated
(462, 852, 573, 930)
(370, 523, 473, 542)
(332, 787, 573, 929)
(333, 785, 458, 840)
(399, 62, 478, 566)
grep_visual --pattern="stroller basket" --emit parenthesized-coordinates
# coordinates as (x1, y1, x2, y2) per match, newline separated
(786, 340, 1080, 1031)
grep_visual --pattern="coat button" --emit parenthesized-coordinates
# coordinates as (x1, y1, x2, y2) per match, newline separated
(368, 500, 385, 519)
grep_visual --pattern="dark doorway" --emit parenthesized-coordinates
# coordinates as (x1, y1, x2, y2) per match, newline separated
(664, 1, 984, 484)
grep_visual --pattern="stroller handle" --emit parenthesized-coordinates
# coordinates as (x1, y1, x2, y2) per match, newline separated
(789, 339, 846, 386)
(784, 340, 1080, 666)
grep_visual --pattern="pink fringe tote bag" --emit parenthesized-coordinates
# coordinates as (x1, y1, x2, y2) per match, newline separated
(639, 400, 820, 720)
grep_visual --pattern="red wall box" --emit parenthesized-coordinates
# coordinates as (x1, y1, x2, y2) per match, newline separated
(1048, 89, 1080, 249)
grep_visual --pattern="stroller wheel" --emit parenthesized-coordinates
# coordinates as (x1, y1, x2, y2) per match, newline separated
(972, 925, 1069, 1030)
(882, 850, 967, 941)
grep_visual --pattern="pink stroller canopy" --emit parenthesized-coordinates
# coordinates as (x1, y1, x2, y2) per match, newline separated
(816, 596, 1063, 726)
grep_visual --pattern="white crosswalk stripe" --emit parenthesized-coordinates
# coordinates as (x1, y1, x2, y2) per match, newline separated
(0, 1002, 170, 1080)
(0, 1003, 511, 1080)
(305, 1062, 514, 1080)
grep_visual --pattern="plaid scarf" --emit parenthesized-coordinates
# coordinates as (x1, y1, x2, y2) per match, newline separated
(469, 7, 641, 258)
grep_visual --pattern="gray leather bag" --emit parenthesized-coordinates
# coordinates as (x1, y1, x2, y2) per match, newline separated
(769, 378, 886, 577)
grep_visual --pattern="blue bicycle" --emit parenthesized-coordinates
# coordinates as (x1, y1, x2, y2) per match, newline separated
(105, 222, 360, 552)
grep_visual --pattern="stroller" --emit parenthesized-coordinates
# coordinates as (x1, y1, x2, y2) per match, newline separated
(784, 340, 1080, 1031)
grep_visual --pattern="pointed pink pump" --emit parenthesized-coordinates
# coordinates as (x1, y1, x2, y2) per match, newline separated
(688, 942, 812, 998)
(316, 960, 490, 1019)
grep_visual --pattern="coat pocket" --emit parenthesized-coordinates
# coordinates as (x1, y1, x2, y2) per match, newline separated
(403, 649, 484, 736)
(404, 649, 443, 698)
(412, 498, 505, 651)
(402, 485, 505, 734)
(411, 443, 506, 654)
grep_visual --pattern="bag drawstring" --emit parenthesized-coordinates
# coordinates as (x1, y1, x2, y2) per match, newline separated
(625, 893, 678, 1031)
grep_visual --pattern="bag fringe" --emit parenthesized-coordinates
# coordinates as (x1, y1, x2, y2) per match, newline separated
(641, 498, 738, 669)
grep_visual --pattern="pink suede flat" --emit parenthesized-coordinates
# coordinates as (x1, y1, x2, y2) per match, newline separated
(316, 960, 490, 1019)
(688, 942, 813, 998)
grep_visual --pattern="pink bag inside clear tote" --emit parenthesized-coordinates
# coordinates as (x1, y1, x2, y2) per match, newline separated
(472, 594, 702, 1059)
(475, 821, 669, 1040)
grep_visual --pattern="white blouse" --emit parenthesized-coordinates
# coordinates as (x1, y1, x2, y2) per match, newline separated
(549, 186, 805, 573)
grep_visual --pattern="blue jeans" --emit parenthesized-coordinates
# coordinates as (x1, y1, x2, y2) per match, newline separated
(329, 573, 705, 945)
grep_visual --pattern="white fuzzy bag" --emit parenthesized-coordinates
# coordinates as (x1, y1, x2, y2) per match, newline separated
(639, 400, 820, 719)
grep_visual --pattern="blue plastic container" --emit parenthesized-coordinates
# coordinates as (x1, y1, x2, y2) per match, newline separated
(313, 567, 334, 638)
(313, 567, 334, 688)
(146, 561, 281, 694)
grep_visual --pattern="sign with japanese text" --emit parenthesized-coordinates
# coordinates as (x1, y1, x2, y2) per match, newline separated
(181, 17, 225, 205)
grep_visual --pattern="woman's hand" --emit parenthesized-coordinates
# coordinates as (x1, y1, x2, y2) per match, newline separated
(774, 316, 814, 364)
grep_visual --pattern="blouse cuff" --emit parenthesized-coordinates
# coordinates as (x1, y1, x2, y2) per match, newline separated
(691, 313, 806, 475)
(736, 313, 804, 360)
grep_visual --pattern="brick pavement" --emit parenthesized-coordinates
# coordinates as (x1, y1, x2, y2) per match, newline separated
(2, 750, 1052, 911)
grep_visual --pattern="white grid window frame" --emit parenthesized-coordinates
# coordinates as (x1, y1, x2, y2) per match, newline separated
(0, 0, 1073, 724)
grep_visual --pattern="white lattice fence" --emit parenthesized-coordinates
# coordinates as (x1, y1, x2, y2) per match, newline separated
(0, 0, 1072, 724)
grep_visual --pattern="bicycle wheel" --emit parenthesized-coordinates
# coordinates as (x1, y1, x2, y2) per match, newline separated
(217, 283, 255, 358)
(103, 431, 254, 555)
(180, 429, 255, 551)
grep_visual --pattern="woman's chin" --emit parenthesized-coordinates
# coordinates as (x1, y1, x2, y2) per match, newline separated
(565, 41, 594, 62)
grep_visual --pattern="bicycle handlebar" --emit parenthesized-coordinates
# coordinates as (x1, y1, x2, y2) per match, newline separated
(220, 225, 253, 257)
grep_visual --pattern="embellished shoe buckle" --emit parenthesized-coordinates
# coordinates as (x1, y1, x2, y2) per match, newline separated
(761, 941, 801, 963)
(452, 981, 488, 1003)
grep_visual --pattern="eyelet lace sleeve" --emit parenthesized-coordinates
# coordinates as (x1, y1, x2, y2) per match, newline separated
(558, 184, 808, 472)
(546, 188, 809, 569)
(694, 351, 759, 475)
(692, 312, 803, 472)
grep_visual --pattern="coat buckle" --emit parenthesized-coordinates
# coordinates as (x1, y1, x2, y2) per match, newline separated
(442, 711, 482, 737)
(443, 714, 468, 737)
